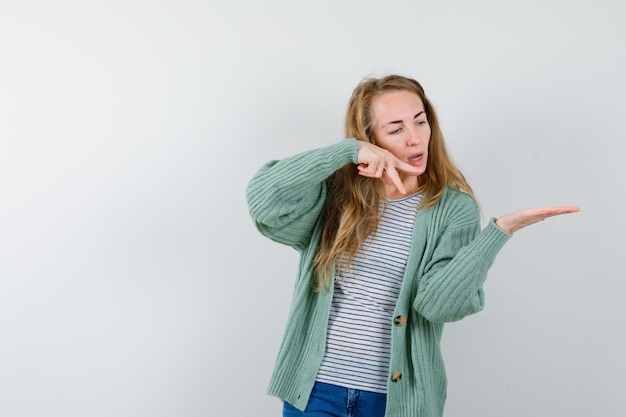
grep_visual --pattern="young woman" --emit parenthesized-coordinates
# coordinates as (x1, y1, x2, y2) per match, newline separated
(246, 75, 578, 417)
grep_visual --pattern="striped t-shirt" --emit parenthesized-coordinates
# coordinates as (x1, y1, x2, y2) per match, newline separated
(316, 192, 423, 394)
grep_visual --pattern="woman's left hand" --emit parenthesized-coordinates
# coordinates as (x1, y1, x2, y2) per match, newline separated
(495, 206, 580, 234)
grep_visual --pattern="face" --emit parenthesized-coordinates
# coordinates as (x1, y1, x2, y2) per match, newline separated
(370, 90, 431, 178)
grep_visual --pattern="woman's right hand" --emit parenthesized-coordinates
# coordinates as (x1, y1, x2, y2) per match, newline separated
(356, 141, 422, 194)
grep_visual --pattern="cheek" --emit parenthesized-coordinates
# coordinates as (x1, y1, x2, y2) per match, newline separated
(373, 136, 393, 152)
(377, 139, 403, 158)
(425, 130, 432, 147)
(371, 130, 383, 146)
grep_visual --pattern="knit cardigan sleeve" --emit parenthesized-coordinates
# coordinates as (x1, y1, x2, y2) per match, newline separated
(246, 139, 359, 251)
(412, 191, 511, 323)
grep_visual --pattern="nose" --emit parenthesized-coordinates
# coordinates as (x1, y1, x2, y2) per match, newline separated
(407, 125, 420, 145)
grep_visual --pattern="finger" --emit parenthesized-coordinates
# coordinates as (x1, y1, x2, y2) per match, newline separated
(383, 165, 407, 194)
(357, 164, 375, 176)
(548, 206, 580, 214)
(531, 206, 581, 219)
(357, 160, 382, 178)
(394, 159, 423, 175)
(537, 206, 580, 212)
(371, 159, 384, 178)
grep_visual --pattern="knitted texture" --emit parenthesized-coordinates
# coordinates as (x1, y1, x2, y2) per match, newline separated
(246, 139, 511, 417)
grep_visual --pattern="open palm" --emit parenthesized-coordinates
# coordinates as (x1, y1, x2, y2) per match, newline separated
(495, 206, 580, 234)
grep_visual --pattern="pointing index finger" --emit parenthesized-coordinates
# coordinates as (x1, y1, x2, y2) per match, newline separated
(395, 159, 423, 175)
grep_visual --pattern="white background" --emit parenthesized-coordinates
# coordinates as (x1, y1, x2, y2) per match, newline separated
(1, 1, 624, 416)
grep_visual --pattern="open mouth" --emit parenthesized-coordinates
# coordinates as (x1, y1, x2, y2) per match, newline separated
(409, 153, 423, 162)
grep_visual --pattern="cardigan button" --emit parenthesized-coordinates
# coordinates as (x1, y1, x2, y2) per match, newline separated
(391, 371, 403, 382)
(394, 315, 407, 326)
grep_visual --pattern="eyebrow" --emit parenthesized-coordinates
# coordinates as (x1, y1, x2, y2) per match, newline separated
(383, 111, 425, 127)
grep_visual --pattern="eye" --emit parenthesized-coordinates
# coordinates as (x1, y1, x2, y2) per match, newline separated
(389, 127, 402, 135)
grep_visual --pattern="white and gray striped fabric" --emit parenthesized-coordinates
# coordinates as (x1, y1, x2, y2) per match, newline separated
(316, 192, 423, 394)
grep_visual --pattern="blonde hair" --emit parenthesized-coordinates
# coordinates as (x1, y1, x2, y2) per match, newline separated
(312, 74, 474, 290)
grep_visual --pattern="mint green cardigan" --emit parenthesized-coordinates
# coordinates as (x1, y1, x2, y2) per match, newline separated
(246, 139, 511, 417)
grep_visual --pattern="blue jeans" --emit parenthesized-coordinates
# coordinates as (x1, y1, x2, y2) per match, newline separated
(283, 381, 387, 417)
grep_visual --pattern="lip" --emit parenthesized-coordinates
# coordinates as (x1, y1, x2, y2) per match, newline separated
(408, 152, 424, 165)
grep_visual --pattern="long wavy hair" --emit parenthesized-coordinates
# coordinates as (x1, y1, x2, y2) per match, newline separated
(312, 75, 474, 290)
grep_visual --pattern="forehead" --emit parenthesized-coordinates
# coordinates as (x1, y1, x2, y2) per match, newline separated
(370, 90, 425, 123)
